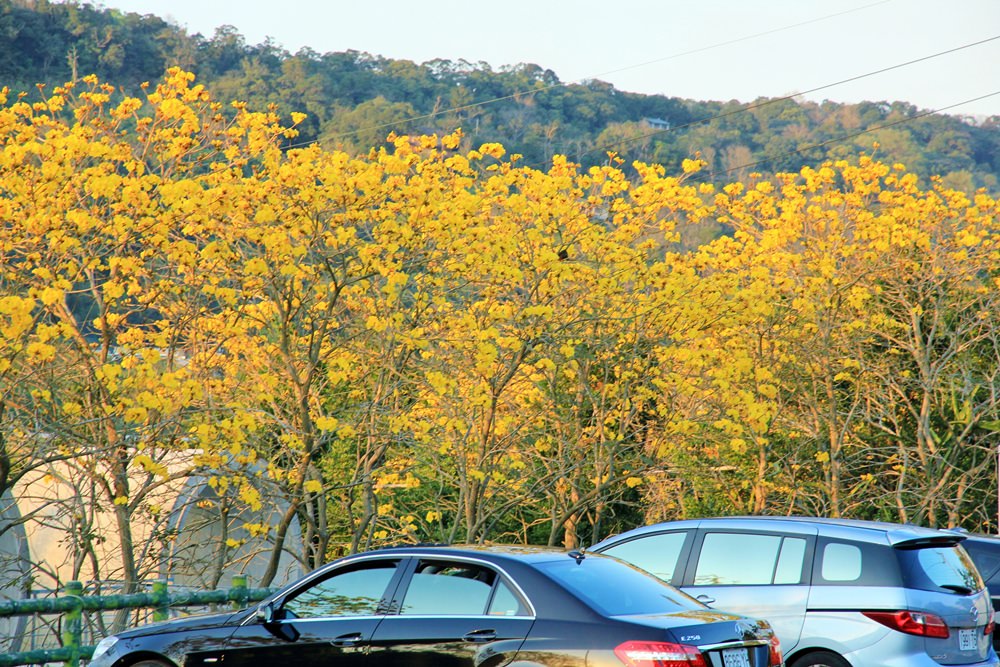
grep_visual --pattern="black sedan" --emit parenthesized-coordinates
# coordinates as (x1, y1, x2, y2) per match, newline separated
(89, 545, 783, 667)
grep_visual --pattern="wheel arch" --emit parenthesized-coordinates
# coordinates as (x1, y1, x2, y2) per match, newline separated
(113, 651, 178, 667)
(787, 647, 852, 667)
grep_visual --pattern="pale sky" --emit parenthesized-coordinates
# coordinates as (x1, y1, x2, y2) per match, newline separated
(100, 0, 1000, 117)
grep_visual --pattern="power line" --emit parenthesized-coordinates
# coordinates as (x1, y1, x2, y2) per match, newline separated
(701, 90, 1000, 180)
(311, 0, 893, 146)
(586, 0, 894, 82)
(567, 34, 1000, 166)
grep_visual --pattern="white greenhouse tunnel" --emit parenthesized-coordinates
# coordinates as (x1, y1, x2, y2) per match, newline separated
(0, 459, 305, 650)
(0, 489, 30, 651)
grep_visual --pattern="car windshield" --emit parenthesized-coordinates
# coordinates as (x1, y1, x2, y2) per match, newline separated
(897, 543, 985, 594)
(537, 556, 704, 616)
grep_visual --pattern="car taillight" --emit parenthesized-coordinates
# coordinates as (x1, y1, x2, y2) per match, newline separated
(985, 610, 995, 636)
(614, 640, 708, 667)
(863, 610, 950, 639)
(768, 633, 783, 666)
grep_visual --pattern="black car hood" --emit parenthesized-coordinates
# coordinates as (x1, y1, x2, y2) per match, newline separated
(118, 609, 246, 638)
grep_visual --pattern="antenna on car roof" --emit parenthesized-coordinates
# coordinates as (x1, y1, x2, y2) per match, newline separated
(568, 550, 586, 563)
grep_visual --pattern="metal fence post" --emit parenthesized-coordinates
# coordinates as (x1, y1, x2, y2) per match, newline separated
(61, 581, 83, 667)
(152, 580, 169, 622)
(0, 581, 277, 667)
(230, 575, 247, 611)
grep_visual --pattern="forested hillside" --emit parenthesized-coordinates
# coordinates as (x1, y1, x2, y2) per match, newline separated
(2, 0, 999, 191)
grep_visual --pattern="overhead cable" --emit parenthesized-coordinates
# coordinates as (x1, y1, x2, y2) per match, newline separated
(314, 0, 894, 144)
(568, 34, 1000, 166)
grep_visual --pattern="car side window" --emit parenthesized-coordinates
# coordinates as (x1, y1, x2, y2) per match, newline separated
(400, 560, 504, 616)
(488, 579, 530, 616)
(283, 560, 399, 618)
(962, 542, 1000, 583)
(600, 531, 689, 583)
(812, 538, 901, 587)
(774, 534, 808, 584)
(821, 543, 863, 581)
(693, 533, 807, 586)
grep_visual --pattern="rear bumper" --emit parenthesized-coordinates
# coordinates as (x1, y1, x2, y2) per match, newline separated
(797, 611, 997, 667)
(842, 647, 999, 667)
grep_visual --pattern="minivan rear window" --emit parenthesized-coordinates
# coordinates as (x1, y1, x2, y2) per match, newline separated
(897, 544, 985, 595)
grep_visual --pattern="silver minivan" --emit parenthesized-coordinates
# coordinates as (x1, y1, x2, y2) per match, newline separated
(591, 517, 997, 667)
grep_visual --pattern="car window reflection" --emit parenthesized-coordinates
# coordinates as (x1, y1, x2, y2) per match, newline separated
(284, 561, 398, 618)
(401, 562, 494, 615)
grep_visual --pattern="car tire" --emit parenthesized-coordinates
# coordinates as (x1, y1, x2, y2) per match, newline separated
(130, 661, 172, 667)
(791, 651, 851, 667)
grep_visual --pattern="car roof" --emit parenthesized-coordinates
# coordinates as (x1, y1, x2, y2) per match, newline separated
(272, 544, 580, 599)
(955, 532, 1000, 555)
(957, 532, 1000, 543)
(339, 543, 581, 566)
(595, 515, 964, 548)
(728, 515, 959, 538)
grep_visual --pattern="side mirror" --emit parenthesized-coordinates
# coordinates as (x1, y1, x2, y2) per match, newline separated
(256, 601, 300, 642)
(256, 602, 275, 624)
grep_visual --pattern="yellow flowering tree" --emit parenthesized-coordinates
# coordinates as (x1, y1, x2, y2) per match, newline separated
(0, 70, 294, 591)
(678, 156, 1000, 526)
(6, 66, 1000, 585)
(848, 169, 1000, 528)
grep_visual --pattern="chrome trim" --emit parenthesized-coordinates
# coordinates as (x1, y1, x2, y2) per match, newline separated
(241, 550, 539, 624)
(377, 613, 533, 619)
(241, 610, 263, 627)
(267, 615, 384, 623)
(396, 552, 538, 618)
(697, 639, 770, 651)
(259, 612, 534, 624)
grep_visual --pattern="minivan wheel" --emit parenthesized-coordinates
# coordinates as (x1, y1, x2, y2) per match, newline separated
(791, 651, 851, 667)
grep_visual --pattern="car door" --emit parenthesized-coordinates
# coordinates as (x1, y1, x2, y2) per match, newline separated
(368, 557, 534, 666)
(680, 527, 815, 654)
(222, 556, 405, 667)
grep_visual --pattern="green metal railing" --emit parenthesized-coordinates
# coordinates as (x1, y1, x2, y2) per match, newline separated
(0, 577, 276, 667)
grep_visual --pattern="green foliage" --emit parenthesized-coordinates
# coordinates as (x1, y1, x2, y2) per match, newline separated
(2, 0, 998, 191)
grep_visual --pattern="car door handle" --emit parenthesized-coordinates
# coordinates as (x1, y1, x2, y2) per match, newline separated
(331, 632, 365, 647)
(696, 594, 716, 605)
(463, 629, 497, 642)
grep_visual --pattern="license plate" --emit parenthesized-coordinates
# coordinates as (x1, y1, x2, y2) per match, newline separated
(722, 647, 752, 667)
(959, 628, 977, 651)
